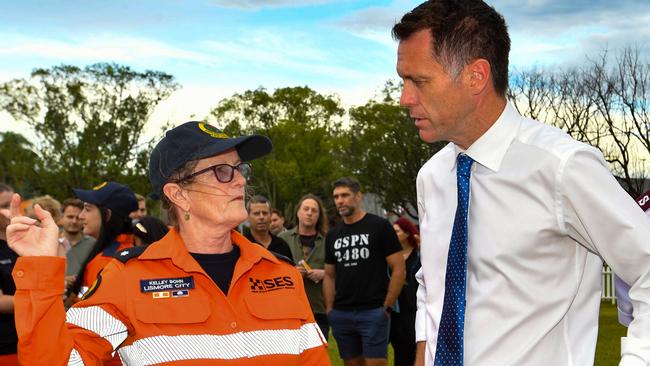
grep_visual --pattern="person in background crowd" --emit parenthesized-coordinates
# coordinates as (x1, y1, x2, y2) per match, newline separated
(280, 193, 330, 339)
(324, 177, 405, 366)
(61, 198, 97, 293)
(614, 188, 650, 327)
(270, 208, 287, 236)
(7, 121, 329, 365)
(0, 183, 17, 366)
(129, 193, 148, 220)
(245, 195, 293, 259)
(393, 1, 650, 364)
(67, 182, 138, 301)
(132, 216, 169, 247)
(390, 217, 421, 366)
(0, 184, 13, 210)
(30, 195, 66, 255)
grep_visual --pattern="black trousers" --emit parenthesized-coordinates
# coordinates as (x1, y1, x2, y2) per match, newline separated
(390, 311, 416, 366)
(314, 312, 330, 341)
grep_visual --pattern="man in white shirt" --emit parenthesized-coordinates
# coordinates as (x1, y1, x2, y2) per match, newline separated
(392, 1, 650, 365)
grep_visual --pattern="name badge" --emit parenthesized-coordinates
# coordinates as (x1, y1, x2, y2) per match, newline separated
(140, 276, 195, 293)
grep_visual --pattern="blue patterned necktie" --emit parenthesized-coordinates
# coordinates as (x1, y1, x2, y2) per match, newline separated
(434, 154, 474, 366)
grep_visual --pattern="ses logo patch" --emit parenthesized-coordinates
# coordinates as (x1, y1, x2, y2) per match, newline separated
(249, 276, 295, 293)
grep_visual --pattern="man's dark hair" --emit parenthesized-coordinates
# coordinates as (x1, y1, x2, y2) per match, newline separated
(62, 198, 84, 211)
(332, 177, 361, 194)
(247, 195, 270, 211)
(0, 183, 13, 193)
(271, 208, 283, 217)
(392, 0, 510, 96)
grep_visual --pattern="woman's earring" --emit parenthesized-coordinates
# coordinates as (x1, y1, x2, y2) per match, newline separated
(184, 211, 190, 221)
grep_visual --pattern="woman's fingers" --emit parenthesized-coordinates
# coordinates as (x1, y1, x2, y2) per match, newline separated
(9, 193, 21, 218)
(10, 216, 37, 225)
(32, 203, 55, 227)
(7, 223, 33, 232)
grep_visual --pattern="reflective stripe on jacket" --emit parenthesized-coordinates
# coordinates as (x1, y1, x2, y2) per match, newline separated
(13, 229, 329, 365)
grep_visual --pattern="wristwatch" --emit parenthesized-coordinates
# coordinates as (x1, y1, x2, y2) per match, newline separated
(384, 305, 393, 313)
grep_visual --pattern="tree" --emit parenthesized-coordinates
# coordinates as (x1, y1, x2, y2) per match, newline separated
(0, 131, 41, 195)
(344, 81, 445, 219)
(508, 47, 649, 198)
(0, 63, 179, 199)
(209, 86, 349, 220)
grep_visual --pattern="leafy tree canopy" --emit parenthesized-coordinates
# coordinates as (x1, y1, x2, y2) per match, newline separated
(0, 63, 179, 199)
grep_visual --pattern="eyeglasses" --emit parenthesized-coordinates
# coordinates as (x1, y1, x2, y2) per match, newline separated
(178, 163, 252, 183)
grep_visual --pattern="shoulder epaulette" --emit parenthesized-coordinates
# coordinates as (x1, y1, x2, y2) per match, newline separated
(269, 251, 295, 266)
(114, 245, 147, 263)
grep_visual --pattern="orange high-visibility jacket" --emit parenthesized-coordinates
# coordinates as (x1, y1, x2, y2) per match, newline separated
(81, 233, 135, 294)
(13, 229, 330, 365)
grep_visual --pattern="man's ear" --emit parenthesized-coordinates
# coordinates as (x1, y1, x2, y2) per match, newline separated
(105, 208, 112, 223)
(464, 58, 491, 95)
(163, 183, 190, 212)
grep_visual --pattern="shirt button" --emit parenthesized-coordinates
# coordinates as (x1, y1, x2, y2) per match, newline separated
(15, 270, 24, 278)
(230, 321, 237, 328)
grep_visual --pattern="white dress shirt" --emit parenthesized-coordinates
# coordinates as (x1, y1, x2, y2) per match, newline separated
(415, 102, 650, 366)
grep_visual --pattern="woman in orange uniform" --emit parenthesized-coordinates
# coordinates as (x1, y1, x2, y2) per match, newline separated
(66, 181, 138, 300)
(7, 121, 329, 365)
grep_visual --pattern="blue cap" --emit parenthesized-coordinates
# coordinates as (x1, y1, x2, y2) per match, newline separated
(72, 181, 138, 218)
(148, 121, 272, 200)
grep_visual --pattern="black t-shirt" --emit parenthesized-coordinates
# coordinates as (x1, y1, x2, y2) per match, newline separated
(325, 213, 401, 310)
(190, 246, 240, 295)
(0, 239, 18, 354)
(299, 234, 317, 259)
(244, 232, 293, 260)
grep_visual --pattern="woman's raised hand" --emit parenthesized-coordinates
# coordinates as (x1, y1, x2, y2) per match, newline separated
(6, 193, 60, 257)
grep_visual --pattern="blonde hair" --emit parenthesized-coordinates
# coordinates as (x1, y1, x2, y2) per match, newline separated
(31, 195, 62, 222)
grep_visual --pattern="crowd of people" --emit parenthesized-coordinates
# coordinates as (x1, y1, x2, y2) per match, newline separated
(2, 0, 650, 365)
(0, 129, 420, 366)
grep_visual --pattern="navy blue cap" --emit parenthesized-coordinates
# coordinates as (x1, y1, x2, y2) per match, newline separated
(148, 121, 272, 200)
(72, 181, 139, 218)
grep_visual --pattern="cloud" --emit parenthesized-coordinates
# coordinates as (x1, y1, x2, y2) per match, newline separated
(496, 0, 650, 66)
(0, 34, 220, 70)
(334, 6, 402, 47)
(211, 0, 339, 10)
(200, 28, 371, 81)
(331, 1, 426, 47)
(335, 0, 649, 67)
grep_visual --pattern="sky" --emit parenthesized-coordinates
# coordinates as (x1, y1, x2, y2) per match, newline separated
(1, 0, 648, 141)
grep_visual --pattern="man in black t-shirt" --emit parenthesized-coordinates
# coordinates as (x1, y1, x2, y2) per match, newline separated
(0, 183, 18, 365)
(245, 195, 293, 260)
(324, 177, 405, 366)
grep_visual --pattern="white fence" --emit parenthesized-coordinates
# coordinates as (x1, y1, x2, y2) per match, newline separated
(602, 264, 616, 304)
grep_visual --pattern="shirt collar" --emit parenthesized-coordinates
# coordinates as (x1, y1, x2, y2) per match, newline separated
(453, 102, 520, 173)
(140, 228, 279, 272)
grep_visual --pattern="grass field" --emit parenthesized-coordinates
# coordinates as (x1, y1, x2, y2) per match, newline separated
(326, 301, 626, 365)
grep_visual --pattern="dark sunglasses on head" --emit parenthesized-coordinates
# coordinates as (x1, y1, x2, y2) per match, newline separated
(177, 163, 252, 184)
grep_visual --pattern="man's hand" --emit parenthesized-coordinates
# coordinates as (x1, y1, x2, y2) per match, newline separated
(295, 265, 308, 276)
(415, 341, 426, 366)
(6, 193, 60, 257)
(306, 269, 325, 283)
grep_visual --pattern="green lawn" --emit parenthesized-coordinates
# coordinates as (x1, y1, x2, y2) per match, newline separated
(596, 302, 627, 365)
(326, 302, 625, 365)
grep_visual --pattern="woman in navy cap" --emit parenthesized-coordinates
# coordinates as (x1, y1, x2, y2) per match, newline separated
(6, 121, 329, 365)
(65, 181, 138, 304)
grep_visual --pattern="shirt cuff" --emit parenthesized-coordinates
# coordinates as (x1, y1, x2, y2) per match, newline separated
(415, 308, 426, 342)
(12, 256, 66, 291)
(621, 336, 650, 366)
